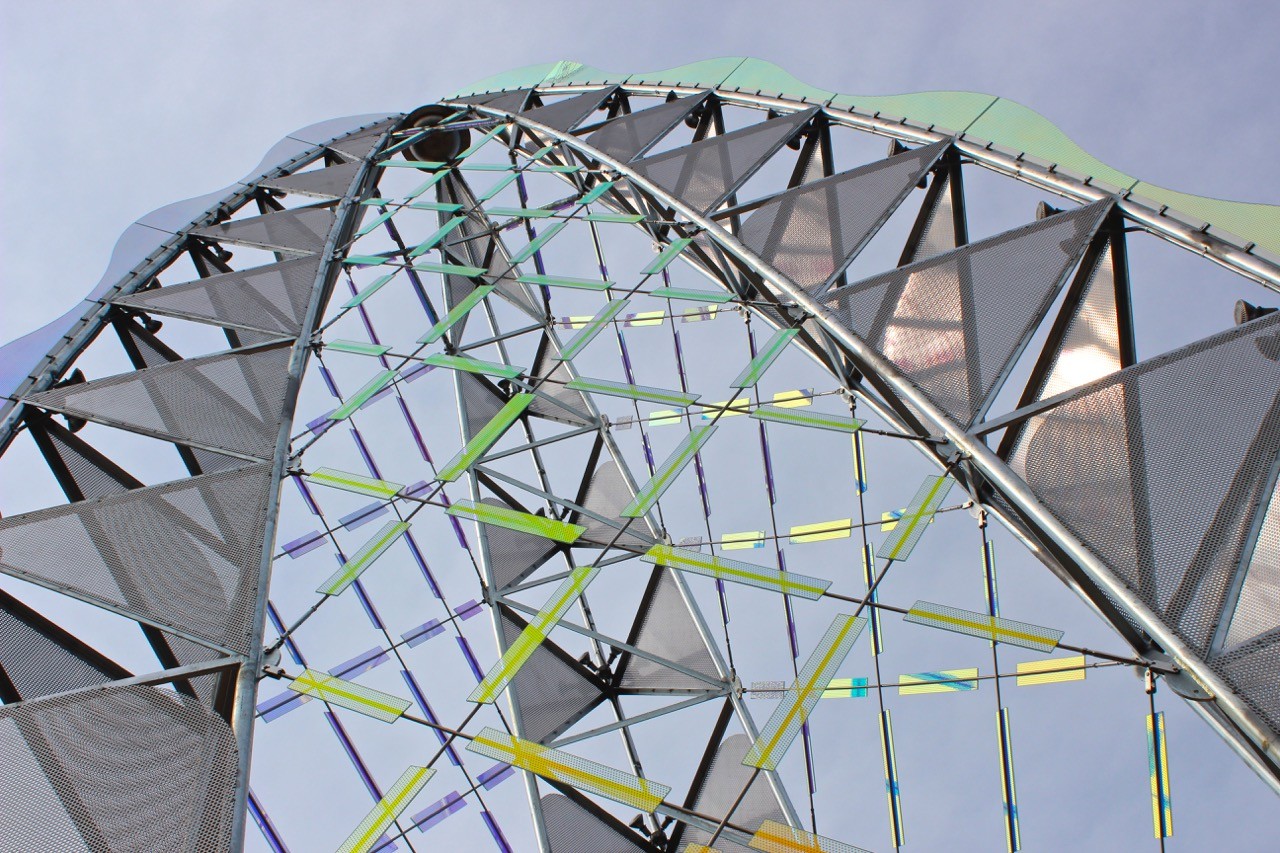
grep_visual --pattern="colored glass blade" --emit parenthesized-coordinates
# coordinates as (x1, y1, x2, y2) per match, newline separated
(355, 208, 395, 238)
(419, 284, 497, 344)
(469, 564, 600, 703)
(306, 467, 403, 500)
(641, 237, 693, 274)
(642, 544, 830, 600)
(750, 405, 864, 433)
(649, 286, 735, 303)
(731, 328, 800, 388)
(466, 727, 671, 813)
(446, 498, 585, 544)
(879, 475, 953, 561)
(748, 819, 872, 853)
(328, 370, 398, 421)
(517, 273, 614, 291)
(898, 668, 979, 695)
(437, 393, 535, 482)
(407, 216, 467, 258)
(317, 521, 410, 596)
(413, 261, 489, 278)
(904, 601, 1063, 653)
(578, 180, 616, 204)
(288, 669, 410, 723)
(744, 614, 866, 770)
(880, 709, 905, 847)
(422, 352, 525, 380)
(565, 376, 700, 408)
(1015, 655, 1086, 686)
(1147, 711, 1174, 839)
(997, 708, 1022, 852)
(822, 677, 868, 699)
(772, 389, 813, 408)
(341, 272, 398, 308)
(326, 339, 391, 357)
(335, 764, 435, 853)
(557, 299, 630, 361)
(721, 531, 765, 550)
(789, 519, 852, 544)
(509, 221, 566, 264)
(622, 424, 717, 517)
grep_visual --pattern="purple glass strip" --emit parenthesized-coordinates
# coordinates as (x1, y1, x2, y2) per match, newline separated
(672, 330, 690, 391)
(332, 646, 389, 680)
(401, 669, 461, 765)
(325, 711, 382, 800)
(360, 385, 395, 411)
(292, 475, 322, 516)
(480, 811, 513, 853)
(248, 788, 290, 853)
(282, 530, 326, 558)
(397, 397, 433, 463)
(758, 423, 777, 506)
(319, 364, 341, 398)
(478, 763, 513, 790)
(404, 532, 442, 598)
(784, 595, 799, 660)
(456, 636, 484, 682)
(442, 494, 470, 550)
(802, 722, 818, 792)
(694, 454, 711, 518)
(641, 434, 655, 471)
(616, 332, 637, 383)
(268, 600, 306, 666)
(352, 579, 385, 630)
(412, 790, 467, 831)
(716, 579, 730, 625)
(257, 689, 308, 722)
(402, 619, 445, 647)
(306, 413, 337, 437)
(453, 599, 483, 620)
(340, 502, 389, 531)
(350, 427, 383, 479)
(404, 480, 431, 498)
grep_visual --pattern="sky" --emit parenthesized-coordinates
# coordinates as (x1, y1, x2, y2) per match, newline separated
(1, 2, 1278, 852)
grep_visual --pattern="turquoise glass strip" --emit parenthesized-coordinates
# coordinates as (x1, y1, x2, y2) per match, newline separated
(437, 394, 535, 482)
(412, 261, 488, 278)
(326, 340, 391, 357)
(731, 328, 800, 388)
(408, 201, 464, 213)
(510, 222, 567, 264)
(641, 237, 693, 274)
(584, 213, 646, 223)
(557, 300, 630, 361)
(880, 475, 953, 561)
(408, 216, 467, 258)
(341, 272, 398, 308)
(487, 207, 558, 219)
(419, 284, 496, 344)
(457, 125, 505, 159)
(750, 405, 864, 433)
(355, 208, 395, 238)
(328, 370, 397, 421)
(517, 274, 613, 291)
(405, 170, 452, 200)
(565, 376, 699, 408)
(343, 254, 396, 267)
(379, 160, 449, 170)
(622, 425, 717, 517)
(578, 181, 616, 204)
(317, 521, 410, 596)
(422, 352, 524, 380)
(649, 287, 735, 303)
(479, 173, 520, 201)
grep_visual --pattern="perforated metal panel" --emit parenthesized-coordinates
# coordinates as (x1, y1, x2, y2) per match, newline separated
(617, 566, 721, 691)
(456, 372, 508, 440)
(585, 93, 707, 164)
(0, 590, 129, 701)
(541, 793, 651, 853)
(680, 733, 788, 853)
(260, 161, 361, 200)
(1036, 241, 1125, 400)
(479, 497, 560, 590)
(738, 141, 947, 290)
(522, 87, 616, 133)
(528, 336, 593, 426)
(25, 343, 295, 461)
(823, 201, 1109, 425)
(573, 462, 655, 551)
(498, 609, 608, 743)
(0, 463, 273, 654)
(190, 206, 336, 256)
(0, 684, 238, 852)
(459, 89, 532, 112)
(327, 122, 394, 161)
(113, 256, 322, 338)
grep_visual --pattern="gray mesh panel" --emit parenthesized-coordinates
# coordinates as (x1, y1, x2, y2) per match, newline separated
(521, 87, 615, 133)
(25, 343, 294, 460)
(456, 372, 507, 440)
(0, 592, 128, 701)
(499, 609, 607, 743)
(1038, 242, 1124, 399)
(541, 793, 649, 852)
(574, 462, 655, 551)
(529, 336, 592, 426)
(680, 733, 787, 853)
(1008, 314, 1280, 728)
(823, 201, 1108, 425)
(905, 169, 960, 263)
(190, 206, 335, 256)
(38, 423, 133, 501)
(0, 684, 237, 852)
(113, 256, 321, 337)
(328, 122, 393, 161)
(1213, 634, 1280, 735)
(259, 160, 360, 200)
(0, 463, 273, 655)
(618, 567, 721, 691)
(1223, 479, 1280, 649)
(585, 93, 707, 164)
(459, 89, 532, 112)
(738, 141, 947, 291)
(479, 497, 559, 590)
(631, 110, 814, 214)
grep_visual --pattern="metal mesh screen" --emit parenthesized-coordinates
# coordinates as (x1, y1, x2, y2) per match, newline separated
(456, 372, 507, 440)
(585, 94, 706, 164)
(0, 683, 238, 852)
(529, 337, 592, 426)
(1007, 313, 1280, 728)
(905, 169, 961, 263)
(113, 256, 321, 338)
(459, 89, 532, 112)
(1213, 633, 1280, 735)
(1037, 242, 1124, 400)
(25, 343, 294, 461)
(738, 141, 947, 291)
(190, 206, 335, 256)
(260, 161, 360, 200)
(498, 609, 607, 743)
(0, 463, 273, 655)
(631, 110, 814, 214)
(574, 462, 655, 551)
(522, 88, 615, 133)
(617, 567, 721, 691)
(823, 201, 1108, 426)
(36, 421, 133, 501)
(479, 497, 559, 590)
(1223, 478, 1280, 649)
(680, 733, 788, 853)
(327, 122, 393, 161)
(541, 793, 650, 853)
(0, 591, 129, 701)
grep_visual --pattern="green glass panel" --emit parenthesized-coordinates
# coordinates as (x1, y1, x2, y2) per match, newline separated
(360, 198, 393, 206)
(405, 170, 451, 200)
(642, 544, 829, 599)
(879, 475, 954, 561)
(641, 237, 693, 274)
(583, 213, 646, 224)
(557, 299, 630, 361)
(422, 352, 524, 380)
(749, 405, 864, 433)
(412, 262, 488, 278)
(731, 327, 799, 388)
(305, 467, 403, 500)
(479, 173, 520, 201)
(457, 125, 505, 160)
(328, 369, 398, 421)
(565, 376, 699, 408)
(437, 394, 535, 482)
(407, 216, 467, 259)
(317, 521, 410, 596)
(446, 498, 585, 544)
(355, 208, 395, 238)
(343, 254, 396, 267)
(517, 274, 613, 291)
(379, 160, 449, 170)
(530, 164, 581, 174)
(408, 201, 464, 213)
(578, 181, 616, 204)
(649, 287, 735, 303)
(486, 206, 558, 219)
(341, 272, 398, 308)
(326, 339, 392, 357)
(418, 284, 496, 344)
(510, 222, 566, 264)
(459, 162, 516, 172)
(622, 424, 717, 517)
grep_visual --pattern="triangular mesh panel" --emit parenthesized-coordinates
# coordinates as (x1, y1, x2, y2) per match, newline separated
(499, 608, 607, 743)
(0, 684, 237, 852)
(585, 93, 708, 163)
(521, 87, 616, 133)
(0, 463, 273, 655)
(1037, 241, 1125, 400)
(1007, 314, 1280, 730)
(0, 590, 129, 701)
(631, 109, 815, 214)
(190, 206, 335, 255)
(617, 566, 722, 691)
(738, 140, 948, 291)
(529, 335, 592, 426)
(458, 89, 532, 113)
(479, 497, 560, 590)
(679, 733, 788, 853)
(113, 256, 320, 338)
(541, 793, 651, 853)
(25, 343, 294, 460)
(455, 372, 508, 440)
(573, 462, 655, 552)
(823, 201, 1109, 426)
(1223, 479, 1280, 649)
(902, 167, 963, 264)
(259, 161, 360, 200)
(328, 122, 392, 161)
(30, 417, 135, 500)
